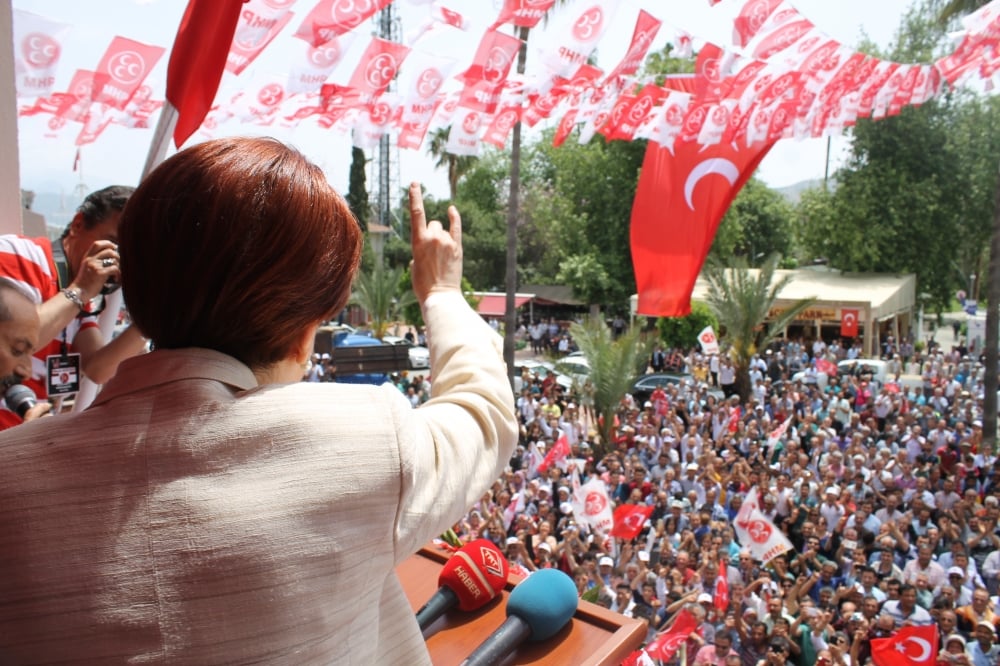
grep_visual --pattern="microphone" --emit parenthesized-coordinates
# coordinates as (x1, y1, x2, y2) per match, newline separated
(4, 384, 37, 419)
(416, 539, 509, 631)
(460, 568, 578, 666)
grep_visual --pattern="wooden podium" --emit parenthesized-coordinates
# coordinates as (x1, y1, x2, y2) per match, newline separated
(398, 545, 647, 666)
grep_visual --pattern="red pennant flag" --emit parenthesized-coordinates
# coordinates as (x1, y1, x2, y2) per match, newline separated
(728, 405, 742, 433)
(294, 0, 392, 47)
(870, 624, 937, 666)
(713, 574, 729, 612)
(167, 0, 244, 148)
(537, 432, 571, 474)
(93, 37, 165, 110)
(840, 308, 859, 337)
(630, 138, 774, 317)
(647, 608, 698, 661)
(492, 0, 558, 29)
(610, 504, 653, 540)
(347, 37, 411, 97)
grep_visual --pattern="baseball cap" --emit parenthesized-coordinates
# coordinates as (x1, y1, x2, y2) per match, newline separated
(537, 541, 551, 552)
(976, 620, 996, 634)
(697, 593, 713, 603)
(948, 566, 965, 577)
(599, 556, 614, 567)
(686, 463, 699, 471)
(637, 551, 650, 562)
(560, 501, 574, 514)
(506, 537, 519, 546)
(945, 634, 966, 647)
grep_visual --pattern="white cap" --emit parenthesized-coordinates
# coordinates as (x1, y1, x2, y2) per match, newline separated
(637, 551, 650, 562)
(686, 463, 699, 471)
(560, 502, 574, 514)
(697, 593, 713, 603)
(506, 537, 519, 546)
(948, 566, 965, 577)
(599, 556, 614, 567)
(537, 541, 552, 552)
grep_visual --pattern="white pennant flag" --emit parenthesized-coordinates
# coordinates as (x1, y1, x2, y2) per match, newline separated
(733, 486, 793, 563)
(13, 9, 71, 99)
(571, 474, 613, 534)
(697, 325, 720, 355)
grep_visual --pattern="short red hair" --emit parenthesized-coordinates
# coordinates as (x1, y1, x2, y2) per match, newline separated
(119, 137, 363, 369)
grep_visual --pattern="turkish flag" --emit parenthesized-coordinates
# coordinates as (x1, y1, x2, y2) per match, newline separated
(167, 0, 243, 148)
(647, 608, 698, 661)
(870, 624, 937, 666)
(630, 138, 774, 317)
(537, 432, 571, 474)
(610, 504, 654, 540)
(816, 358, 837, 376)
(840, 308, 859, 337)
(713, 573, 729, 612)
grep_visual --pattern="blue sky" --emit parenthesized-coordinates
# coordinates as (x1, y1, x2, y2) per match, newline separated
(14, 0, 918, 201)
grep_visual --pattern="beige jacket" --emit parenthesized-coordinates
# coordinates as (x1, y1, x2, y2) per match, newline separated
(0, 291, 516, 664)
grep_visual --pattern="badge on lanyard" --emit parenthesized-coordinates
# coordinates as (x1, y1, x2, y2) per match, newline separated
(46, 353, 81, 396)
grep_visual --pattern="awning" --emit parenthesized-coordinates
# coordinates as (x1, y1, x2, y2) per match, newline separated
(475, 294, 532, 317)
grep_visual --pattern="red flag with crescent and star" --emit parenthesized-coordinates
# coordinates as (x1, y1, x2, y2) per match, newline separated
(166, 0, 244, 148)
(610, 503, 653, 540)
(646, 607, 699, 661)
(840, 308, 860, 337)
(630, 137, 775, 317)
(870, 624, 937, 666)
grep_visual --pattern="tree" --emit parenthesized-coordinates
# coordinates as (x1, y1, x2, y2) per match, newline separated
(710, 178, 796, 266)
(426, 128, 478, 201)
(937, 0, 1000, 454)
(703, 254, 816, 402)
(346, 147, 369, 229)
(350, 263, 415, 339)
(569, 318, 647, 458)
(655, 302, 718, 351)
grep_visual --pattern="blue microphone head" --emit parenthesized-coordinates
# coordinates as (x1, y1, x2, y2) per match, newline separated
(505, 569, 578, 642)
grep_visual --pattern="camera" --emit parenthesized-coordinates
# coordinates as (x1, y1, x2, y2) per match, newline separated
(101, 277, 120, 295)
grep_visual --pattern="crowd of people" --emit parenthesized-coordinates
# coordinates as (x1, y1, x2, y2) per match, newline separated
(443, 334, 1000, 666)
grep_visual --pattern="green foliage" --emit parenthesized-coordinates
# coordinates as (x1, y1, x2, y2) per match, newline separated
(640, 44, 696, 82)
(524, 133, 646, 306)
(710, 178, 796, 266)
(570, 318, 647, 457)
(655, 301, 718, 351)
(703, 254, 816, 401)
(351, 263, 416, 339)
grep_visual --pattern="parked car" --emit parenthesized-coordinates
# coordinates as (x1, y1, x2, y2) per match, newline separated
(838, 358, 889, 387)
(630, 373, 724, 405)
(513, 360, 573, 394)
(554, 355, 590, 384)
(382, 335, 430, 370)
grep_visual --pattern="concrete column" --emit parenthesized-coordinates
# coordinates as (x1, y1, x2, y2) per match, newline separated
(0, 0, 23, 235)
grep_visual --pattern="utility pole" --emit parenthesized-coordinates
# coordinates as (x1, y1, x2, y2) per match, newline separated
(370, 5, 401, 240)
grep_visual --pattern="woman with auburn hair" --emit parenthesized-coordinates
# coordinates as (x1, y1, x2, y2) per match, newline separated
(0, 137, 518, 664)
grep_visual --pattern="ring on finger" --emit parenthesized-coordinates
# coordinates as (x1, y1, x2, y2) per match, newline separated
(101, 257, 116, 267)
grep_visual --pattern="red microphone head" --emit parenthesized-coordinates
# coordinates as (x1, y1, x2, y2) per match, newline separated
(439, 539, 509, 611)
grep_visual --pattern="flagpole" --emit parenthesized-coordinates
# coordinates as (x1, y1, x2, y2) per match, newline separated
(142, 101, 179, 179)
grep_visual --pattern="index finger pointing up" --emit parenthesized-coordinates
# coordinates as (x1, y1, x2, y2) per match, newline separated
(409, 182, 426, 242)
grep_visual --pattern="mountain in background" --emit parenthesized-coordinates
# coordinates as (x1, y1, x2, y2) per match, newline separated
(774, 178, 828, 204)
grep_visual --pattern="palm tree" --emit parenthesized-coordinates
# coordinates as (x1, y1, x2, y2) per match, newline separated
(425, 128, 478, 200)
(569, 318, 647, 458)
(703, 254, 816, 402)
(351, 264, 415, 339)
(938, 0, 999, 454)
